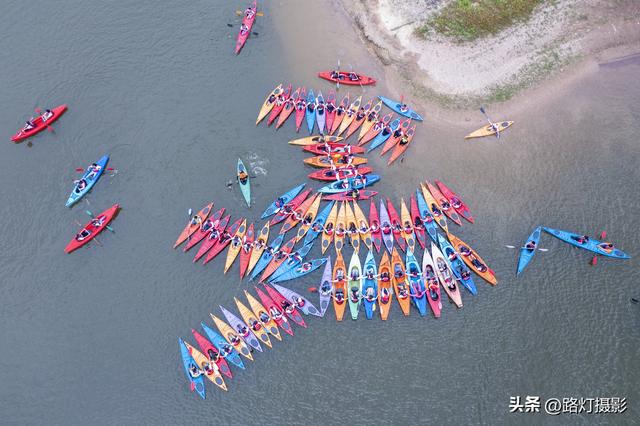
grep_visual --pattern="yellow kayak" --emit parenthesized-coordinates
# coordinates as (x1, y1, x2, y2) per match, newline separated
(247, 222, 270, 276)
(337, 95, 362, 135)
(243, 290, 282, 341)
(224, 219, 247, 273)
(358, 100, 383, 140)
(465, 121, 513, 139)
(182, 340, 228, 391)
(256, 84, 284, 125)
(345, 201, 359, 252)
(420, 183, 448, 234)
(234, 297, 273, 348)
(321, 202, 339, 254)
(288, 135, 343, 146)
(399, 198, 416, 253)
(352, 201, 372, 250)
(210, 314, 254, 360)
(334, 202, 347, 253)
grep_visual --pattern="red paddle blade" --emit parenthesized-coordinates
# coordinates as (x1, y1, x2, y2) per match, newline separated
(46, 126, 54, 132)
(190, 382, 195, 392)
(591, 256, 598, 266)
(307, 287, 318, 293)
(75, 168, 84, 172)
(35, 107, 42, 114)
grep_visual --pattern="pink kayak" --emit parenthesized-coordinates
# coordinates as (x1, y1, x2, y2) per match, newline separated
(235, 1, 258, 54)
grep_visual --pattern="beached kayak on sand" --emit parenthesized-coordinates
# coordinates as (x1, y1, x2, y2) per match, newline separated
(318, 71, 376, 86)
(378, 96, 423, 121)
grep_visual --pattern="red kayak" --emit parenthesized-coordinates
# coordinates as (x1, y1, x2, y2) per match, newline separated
(65, 204, 119, 253)
(435, 180, 475, 223)
(203, 217, 244, 265)
(193, 215, 230, 262)
(265, 284, 306, 328)
(191, 329, 233, 378)
(308, 166, 372, 181)
(303, 143, 364, 155)
(183, 208, 225, 252)
(294, 87, 307, 132)
(410, 195, 426, 249)
(255, 286, 294, 336)
(235, 0, 257, 54)
(325, 91, 337, 133)
(12, 104, 67, 142)
(270, 189, 311, 225)
(276, 87, 300, 129)
(267, 84, 292, 126)
(322, 190, 377, 201)
(318, 71, 376, 86)
(239, 223, 255, 277)
(330, 93, 350, 135)
(386, 199, 406, 252)
(369, 198, 382, 253)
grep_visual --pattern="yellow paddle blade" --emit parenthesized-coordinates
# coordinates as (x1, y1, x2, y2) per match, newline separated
(236, 10, 264, 16)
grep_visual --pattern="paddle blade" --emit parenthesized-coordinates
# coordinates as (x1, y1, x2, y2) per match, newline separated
(190, 381, 195, 392)
(46, 126, 54, 132)
(85, 210, 94, 217)
(307, 287, 318, 293)
(35, 107, 42, 114)
(480, 106, 486, 114)
(591, 256, 598, 266)
(75, 168, 84, 172)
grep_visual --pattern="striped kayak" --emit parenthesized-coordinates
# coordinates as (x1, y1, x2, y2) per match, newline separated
(318, 257, 333, 316)
(465, 121, 513, 139)
(406, 250, 427, 316)
(416, 189, 438, 243)
(237, 159, 251, 207)
(437, 232, 477, 295)
(261, 183, 305, 219)
(270, 258, 327, 284)
(421, 249, 442, 318)
(367, 117, 401, 152)
(317, 174, 380, 194)
(219, 305, 263, 352)
(191, 328, 233, 378)
(378, 95, 423, 121)
(362, 250, 378, 319)
(200, 323, 245, 369)
(305, 89, 316, 134)
(431, 242, 463, 308)
(272, 283, 322, 316)
(347, 251, 362, 320)
(233, 297, 274, 348)
(182, 340, 228, 391)
(447, 232, 498, 285)
(543, 227, 630, 259)
(66, 154, 109, 207)
(179, 338, 206, 399)
(517, 227, 542, 275)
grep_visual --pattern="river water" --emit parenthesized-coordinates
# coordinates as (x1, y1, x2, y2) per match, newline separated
(0, 0, 638, 424)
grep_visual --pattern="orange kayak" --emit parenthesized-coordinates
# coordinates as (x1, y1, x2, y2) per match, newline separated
(332, 252, 347, 321)
(387, 125, 416, 164)
(303, 155, 367, 168)
(174, 202, 213, 248)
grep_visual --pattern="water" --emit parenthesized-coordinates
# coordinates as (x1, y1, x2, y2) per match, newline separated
(0, 1, 638, 424)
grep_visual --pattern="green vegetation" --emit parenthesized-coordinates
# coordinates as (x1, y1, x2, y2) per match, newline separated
(416, 0, 547, 42)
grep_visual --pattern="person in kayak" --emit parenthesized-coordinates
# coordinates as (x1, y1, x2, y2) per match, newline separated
(399, 134, 410, 146)
(428, 284, 439, 300)
(206, 349, 220, 362)
(381, 221, 392, 235)
(190, 215, 203, 227)
(280, 299, 295, 315)
(598, 242, 614, 251)
(334, 290, 345, 303)
(235, 324, 250, 339)
(399, 103, 409, 113)
(241, 237, 252, 253)
(23, 120, 36, 131)
(320, 281, 332, 295)
(227, 333, 241, 346)
(459, 245, 472, 256)
(397, 284, 409, 298)
(86, 163, 102, 179)
(470, 256, 487, 272)
(301, 213, 313, 226)
(380, 287, 390, 303)
(349, 286, 360, 302)
(410, 283, 425, 298)
(219, 344, 233, 358)
(238, 170, 249, 184)
(244, 7, 255, 19)
(364, 287, 376, 301)
(347, 221, 357, 235)
(403, 221, 412, 233)
(200, 219, 214, 233)
(393, 265, 404, 279)
(335, 268, 345, 281)
(249, 319, 262, 332)
(258, 311, 271, 324)
(75, 229, 92, 241)
(74, 179, 88, 191)
(42, 109, 54, 121)
(231, 234, 242, 248)
(188, 364, 203, 379)
(380, 271, 390, 282)
(274, 197, 286, 209)
(348, 72, 359, 81)
(524, 240, 537, 250)
(253, 237, 265, 251)
(269, 306, 283, 320)
(439, 198, 452, 211)
(239, 23, 249, 35)
(430, 204, 442, 217)
(450, 197, 462, 209)
(291, 296, 306, 308)
(324, 222, 334, 235)
(330, 70, 342, 80)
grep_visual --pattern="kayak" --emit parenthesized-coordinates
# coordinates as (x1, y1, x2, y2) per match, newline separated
(369, 199, 382, 252)
(337, 96, 362, 136)
(344, 98, 373, 140)
(320, 201, 339, 254)
(318, 257, 333, 316)
(270, 258, 327, 283)
(465, 121, 514, 139)
(182, 340, 228, 392)
(399, 198, 416, 253)
(406, 250, 427, 316)
(358, 100, 383, 140)
(276, 86, 300, 129)
(305, 89, 316, 134)
(543, 227, 630, 259)
(410, 195, 427, 249)
(268, 241, 313, 283)
(387, 124, 416, 165)
(379, 198, 394, 254)
(193, 214, 230, 261)
(435, 180, 474, 223)
(210, 314, 254, 360)
(280, 193, 319, 235)
(267, 84, 292, 126)
(308, 166, 372, 181)
(174, 202, 213, 248)
(322, 190, 378, 201)
(256, 84, 284, 125)
(386, 199, 406, 252)
(243, 289, 285, 339)
(391, 248, 410, 316)
(202, 217, 243, 265)
(517, 227, 541, 275)
(233, 297, 273, 348)
(201, 322, 245, 369)
(295, 194, 322, 242)
(303, 155, 368, 168)
(378, 96, 423, 121)
(367, 117, 401, 153)
(11, 104, 67, 142)
(359, 112, 393, 145)
(235, 0, 257, 54)
(344, 201, 359, 252)
(261, 183, 305, 219)
(66, 154, 109, 207)
(219, 305, 262, 352)
(239, 223, 255, 278)
(347, 251, 362, 320)
(353, 201, 372, 251)
(65, 204, 119, 253)
(362, 250, 378, 319)
(332, 252, 348, 321)
(325, 91, 337, 133)
(380, 118, 411, 155)
(426, 181, 462, 226)
(377, 252, 393, 319)
(246, 222, 270, 276)
(303, 143, 365, 155)
(237, 158, 251, 207)
(258, 236, 296, 282)
(315, 91, 326, 134)
(416, 189, 438, 243)
(223, 219, 247, 273)
(304, 200, 334, 245)
(293, 87, 307, 132)
(265, 284, 306, 328)
(272, 283, 322, 316)
(191, 328, 233, 378)
(270, 189, 311, 225)
(431, 242, 463, 308)
(183, 207, 226, 252)
(288, 134, 343, 146)
(330, 93, 350, 135)
(318, 70, 376, 86)
(421, 249, 442, 318)
(317, 174, 380, 194)
(249, 233, 283, 280)
(420, 183, 448, 234)
(334, 202, 347, 253)
(447, 232, 497, 285)
(437, 232, 477, 295)
(178, 338, 206, 399)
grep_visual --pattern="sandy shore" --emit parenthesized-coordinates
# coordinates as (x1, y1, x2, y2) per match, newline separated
(337, 0, 640, 110)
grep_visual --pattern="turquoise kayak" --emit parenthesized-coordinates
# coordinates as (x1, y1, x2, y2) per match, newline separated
(361, 250, 378, 320)
(268, 241, 314, 282)
(317, 174, 380, 194)
(250, 234, 284, 280)
(303, 200, 335, 246)
(405, 250, 427, 316)
(378, 95, 423, 121)
(237, 158, 251, 207)
(543, 227, 630, 259)
(368, 117, 401, 152)
(270, 257, 327, 284)
(200, 323, 245, 369)
(306, 89, 316, 134)
(437, 232, 477, 295)
(66, 154, 109, 207)
(261, 183, 305, 219)
(517, 227, 541, 275)
(179, 338, 206, 399)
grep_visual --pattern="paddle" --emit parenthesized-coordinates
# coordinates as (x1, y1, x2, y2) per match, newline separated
(236, 10, 264, 17)
(591, 231, 606, 266)
(85, 210, 115, 233)
(632, 298, 639, 304)
(480, 106, 499, 139)
(505, 245, 549, 252)
(75, 167, 116, 172)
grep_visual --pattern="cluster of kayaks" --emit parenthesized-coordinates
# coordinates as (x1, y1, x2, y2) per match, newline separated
(179, 283, 321, 398)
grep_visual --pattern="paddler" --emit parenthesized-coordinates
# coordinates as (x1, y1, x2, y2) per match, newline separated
(227, 333, 241, 346)
(334, 290, 345, 303)
(291, 296, 306, 308)
(235, 324, 250, 339)
(190, 214, 203, 227)
(380, 287, 390, 303)
(280, 299, 295, 314)
(42, 109, 54, 121)
(348, 72, 359, 81)
(365, 287, 375, 301)
(524, 240, 537, 250)
(399, 104, 409, 113)
(23, 120, 36, 131)
(188, 364, 203, 379)
(75, 229, 91, 241)
(238, 170, 249, 184)
(258, 311, 271, 324)
(74, 179, 88, 191)
(249, 319, 262, 332)
(206, 349, 220, 362)
(244, 6, 255, 19)
(598, 242, 614, 251)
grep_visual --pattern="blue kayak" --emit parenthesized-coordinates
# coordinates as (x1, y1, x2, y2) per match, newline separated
(368, 117, 401, 152)
(405, 250, 427, 316)
(437, 233, 477, 295)
(261, 183, 305, 219)
(361, 250, 378, 320)
(179, 338, 206, 399)
(250, 234, 284, 280)
(268, 241, 314, 282)
(270, 258, 327, 283)
(317, 175, 380, 194)
(200, 323, 245, 369)
(303, 200, 335, 246)
(543, 227, 630, 259)
(517, 227, 542, 275)
(416, 189, 438, 243)
(378, 95, 423, 121)
(66, 154, 109, 207)
(305, 89, 316, 134)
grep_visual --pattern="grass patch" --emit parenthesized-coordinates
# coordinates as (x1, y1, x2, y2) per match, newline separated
(416, 0, 547, 42)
